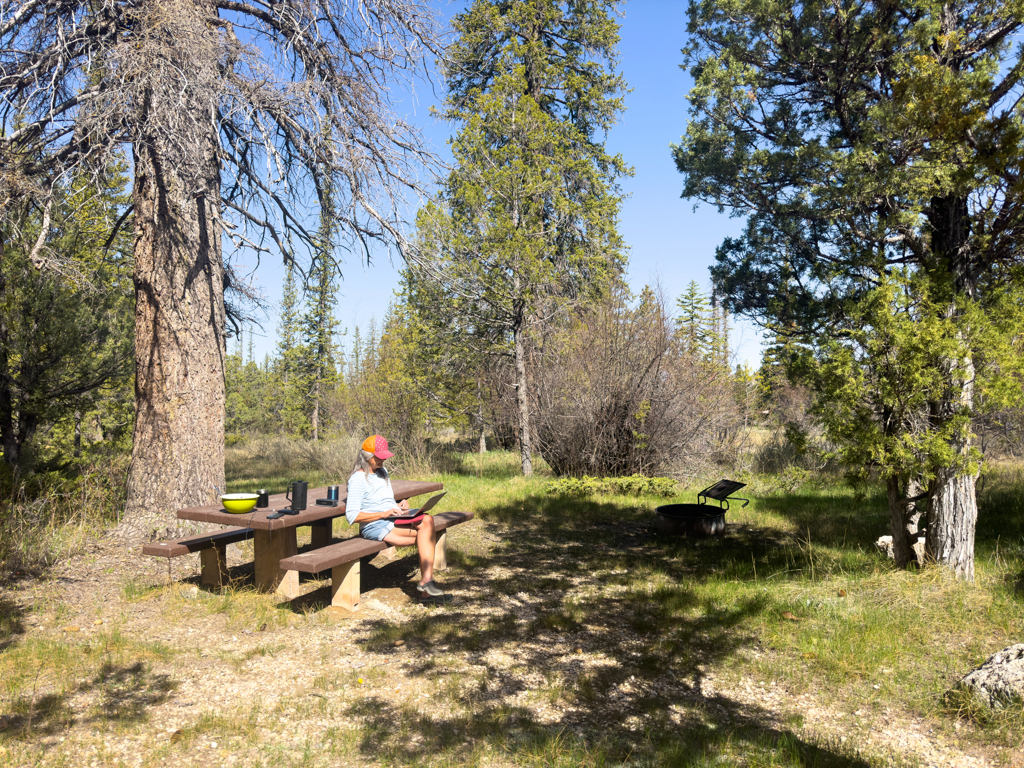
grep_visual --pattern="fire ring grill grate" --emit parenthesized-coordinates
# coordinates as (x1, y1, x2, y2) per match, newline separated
(655, 479, 749, 536)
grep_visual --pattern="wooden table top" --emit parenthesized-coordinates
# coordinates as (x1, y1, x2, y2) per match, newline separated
(175, 480, 444, 531)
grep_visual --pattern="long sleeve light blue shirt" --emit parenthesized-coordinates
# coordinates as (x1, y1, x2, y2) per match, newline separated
(345, 467, 396, 525)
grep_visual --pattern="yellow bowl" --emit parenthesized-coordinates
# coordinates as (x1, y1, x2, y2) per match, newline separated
(221, 493, 259, 513)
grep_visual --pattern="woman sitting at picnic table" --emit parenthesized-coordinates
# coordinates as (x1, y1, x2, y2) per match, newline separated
(345, 435, 450, 602)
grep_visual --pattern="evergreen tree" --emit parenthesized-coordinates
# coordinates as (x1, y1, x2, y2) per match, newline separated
(273, 265, 308, 436)
(675, 280, 731, 364)
(0, 165, 134, 472)
(675, 280, 712, 355)
(225, 322, 272, 436)
(300, 216, 340, 441)
(710, 292, 730, 368)
(410, 0, 631, 475)
(395, 271, 496, 447)
(757, 325, 799, 408)
(674, 0, 1024, 579)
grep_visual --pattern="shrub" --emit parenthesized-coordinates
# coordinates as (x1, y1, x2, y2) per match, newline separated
(546, 474, 678, 498)
(532, 287, 741, 477)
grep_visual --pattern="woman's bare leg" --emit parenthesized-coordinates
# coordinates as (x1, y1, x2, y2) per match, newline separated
(382, 516, 437, 585)
(415, 515, 436, 584)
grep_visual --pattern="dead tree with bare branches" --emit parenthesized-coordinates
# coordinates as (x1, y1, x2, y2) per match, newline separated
(1, 0, 440, 541)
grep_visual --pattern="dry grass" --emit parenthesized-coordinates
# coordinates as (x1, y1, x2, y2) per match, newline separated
(0, 455, 128, 581)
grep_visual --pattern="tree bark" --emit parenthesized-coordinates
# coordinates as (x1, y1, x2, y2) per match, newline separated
(925, 191, 978, 580)
(928, 318, 978, 582)
(886, 475, 923, 569)
(115, 40, 226, 542)
(927, 465, 977, 580)
(513, 303, 533, 477)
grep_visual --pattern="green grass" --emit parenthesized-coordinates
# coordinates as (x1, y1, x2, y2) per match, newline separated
(348, 454, 1024, 765)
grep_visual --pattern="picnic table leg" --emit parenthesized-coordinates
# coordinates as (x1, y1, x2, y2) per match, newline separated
(310, 520, 331, 549)
(200, 543, 230, 588)
(433, 530, 448, 571)
(330, 560, 361, 611)
(254, 529, 299, 598)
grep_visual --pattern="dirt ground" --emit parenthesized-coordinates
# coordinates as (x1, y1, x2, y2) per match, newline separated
(0, 519, 1019, 768)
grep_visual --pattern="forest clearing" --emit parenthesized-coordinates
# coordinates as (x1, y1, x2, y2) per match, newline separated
(4, 0, 1024, 765)
(1, 449, 1022, 768)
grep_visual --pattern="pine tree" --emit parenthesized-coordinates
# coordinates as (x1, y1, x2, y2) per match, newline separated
(410, 0, 631, 476)
(675, 281, 712, 355)
(710, 292, 730, 368)
(273, 265, 308, 435)
(300, 217, 340, 441)
(0, 163, 134, 471)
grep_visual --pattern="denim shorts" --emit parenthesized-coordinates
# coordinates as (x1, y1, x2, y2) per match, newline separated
(361, 519, 394, 541)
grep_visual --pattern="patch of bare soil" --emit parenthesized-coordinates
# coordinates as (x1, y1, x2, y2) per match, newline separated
(0, 522, 1019, 768)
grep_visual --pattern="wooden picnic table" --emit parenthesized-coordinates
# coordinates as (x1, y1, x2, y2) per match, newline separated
(175, 480, 443, 598)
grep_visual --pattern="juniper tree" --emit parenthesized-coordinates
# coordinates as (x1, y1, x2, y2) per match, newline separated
(1, 0, 440, 539)
(674, 0, 1024, 578)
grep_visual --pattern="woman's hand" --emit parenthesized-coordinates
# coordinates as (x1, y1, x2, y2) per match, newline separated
(383, 500, 408, 517)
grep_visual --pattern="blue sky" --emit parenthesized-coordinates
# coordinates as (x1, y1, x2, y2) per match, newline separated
(239, 1, 763, 368)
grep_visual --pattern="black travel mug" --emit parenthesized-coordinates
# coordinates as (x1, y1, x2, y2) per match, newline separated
(256, 489, 270, 508)
(287, 480, 308, 511)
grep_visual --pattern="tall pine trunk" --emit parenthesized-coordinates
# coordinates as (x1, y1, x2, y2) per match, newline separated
(116, 51, 227, 541)
(513, 300, 533, 477)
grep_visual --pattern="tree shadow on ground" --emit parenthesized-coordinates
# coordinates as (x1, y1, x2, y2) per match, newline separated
(0, 596, 26, 652)
(319, 494, 888, 766)
(343, 689, 877, 768)
(3, 660, 176, 739)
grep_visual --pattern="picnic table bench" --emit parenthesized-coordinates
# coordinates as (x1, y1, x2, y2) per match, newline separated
(279, 511, 474, 611)
(142, 527, 256, 587)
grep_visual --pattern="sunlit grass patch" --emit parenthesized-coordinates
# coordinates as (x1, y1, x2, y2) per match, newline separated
(121, 576, 167, 603)
(189, 583, 292, 632)
(169, 703, 263, 751)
